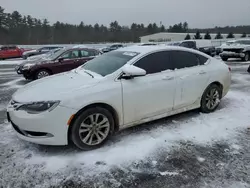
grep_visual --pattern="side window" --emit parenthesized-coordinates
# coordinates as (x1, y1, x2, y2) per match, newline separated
(9, 46, 17, 50)
(80, 50, 90, 57)
(197, 54, 209, 65)
(171, 51, 199, 69)
(1, 47, 8, 50)
(134, 51, 173, 74)
(61, 50, 79, 59)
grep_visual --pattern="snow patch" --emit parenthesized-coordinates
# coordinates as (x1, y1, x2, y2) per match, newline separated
(0, 59, 24, 65)
(197, 156, 206, 162)
(159, 171, 179, 176)
(25, 90, 250, 174)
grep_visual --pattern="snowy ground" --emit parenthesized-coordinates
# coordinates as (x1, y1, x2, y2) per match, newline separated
(0, 59, 250, 188)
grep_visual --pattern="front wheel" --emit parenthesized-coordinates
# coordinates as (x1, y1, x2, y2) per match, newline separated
(70, 107, 114, 150)
(200, 84, 222, 113)
(35, 69, 51, 80)
(242, 52, 249, 62)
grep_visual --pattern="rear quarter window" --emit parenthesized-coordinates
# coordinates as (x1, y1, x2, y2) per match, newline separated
(197, 54, 209, 65)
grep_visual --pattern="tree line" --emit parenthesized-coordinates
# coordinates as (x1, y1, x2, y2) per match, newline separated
(0, 6, 249, 44)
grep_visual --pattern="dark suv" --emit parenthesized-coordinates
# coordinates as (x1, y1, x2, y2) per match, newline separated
(16, 47, 101, 80)
(179, 40, 216, 57)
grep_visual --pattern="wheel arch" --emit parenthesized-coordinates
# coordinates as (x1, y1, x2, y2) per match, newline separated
(67, 102, 120, 142)
(204, 81, 224, 98)
(34, 68, 53, 79)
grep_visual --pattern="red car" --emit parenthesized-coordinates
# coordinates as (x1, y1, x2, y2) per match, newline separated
(16, 47, 102, 80)
(0, 45, 32, 60)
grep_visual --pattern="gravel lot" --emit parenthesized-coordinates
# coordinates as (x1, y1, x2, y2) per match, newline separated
(0, 59, 250, 188)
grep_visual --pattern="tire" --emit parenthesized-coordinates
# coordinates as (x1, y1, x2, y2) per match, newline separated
(35, 69, 51, 80)
(70, 107, 114, 150)
(221, 57, 228, 61)
(200, 84, 222, 113)
(242, 52, 249, 62)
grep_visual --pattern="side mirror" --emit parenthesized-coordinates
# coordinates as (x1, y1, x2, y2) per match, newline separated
(121, 64, 146, 79)
(58, 57, 64, 62)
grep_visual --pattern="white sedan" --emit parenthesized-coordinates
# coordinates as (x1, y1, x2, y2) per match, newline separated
(7, 46, 231, 150)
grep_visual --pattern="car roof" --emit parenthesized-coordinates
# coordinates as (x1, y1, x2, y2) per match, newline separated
(115, 45, 208, 56)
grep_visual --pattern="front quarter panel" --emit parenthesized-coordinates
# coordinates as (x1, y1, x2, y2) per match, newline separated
(60, 79, 124, 126)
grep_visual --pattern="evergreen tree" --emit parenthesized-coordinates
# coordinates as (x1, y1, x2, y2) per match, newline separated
(204, 31, 211, 39)
(184, 34, 191, 40)
(194, 30, 202, 39)
(227, 32, 235, 38)
(215, 32, 223, 39)
(241, 32, 246, 38)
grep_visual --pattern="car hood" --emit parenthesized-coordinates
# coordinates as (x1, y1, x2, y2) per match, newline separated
(18, 58, 51, 67)
(12, 71, 102, 103)
(223, 44, 249, 49)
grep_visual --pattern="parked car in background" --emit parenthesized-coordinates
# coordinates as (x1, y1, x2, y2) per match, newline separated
(220, 39, 250, 61)
(0, 45, 31, 60)
(16, 47, 101, 80)
(26, 47, 65, 61)
(101, 44, 124, 53)
(8, 45, 231, 150)
(215, 40, 236, 55)
(178, 40, 216, 57)
(22, 46, 63, 59)
(139, 43, 158, 46)
(167, 41, 181, 46)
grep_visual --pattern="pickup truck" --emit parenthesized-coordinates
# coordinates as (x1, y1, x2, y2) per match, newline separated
(220, 39, 250, 61)
(0, 45, 32, 60)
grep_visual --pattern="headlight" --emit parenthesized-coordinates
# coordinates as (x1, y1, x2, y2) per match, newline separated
(17, 101, 60, 114)
(22, 63, 35, 70)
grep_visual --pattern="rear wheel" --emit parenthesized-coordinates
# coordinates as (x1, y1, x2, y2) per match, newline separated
(200, 84, 222, 113)
(35, 69, 51, 80)
(70, 107, 114, 150)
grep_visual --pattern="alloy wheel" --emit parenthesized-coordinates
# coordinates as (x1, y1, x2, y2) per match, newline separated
(79, 113, 110, 146)
(37, 71, 49, 79)
(205, 88, 220, 110)
(245, 53, 249, 61)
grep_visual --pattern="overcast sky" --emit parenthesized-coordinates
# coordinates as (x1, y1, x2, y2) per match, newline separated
(1, 0, 250, 28)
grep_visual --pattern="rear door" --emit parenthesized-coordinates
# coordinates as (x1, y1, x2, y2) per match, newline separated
(170, 50, 210, 109)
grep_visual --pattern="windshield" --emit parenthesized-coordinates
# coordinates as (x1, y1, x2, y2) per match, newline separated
(79, 51, 139, 76)
(235, 40, 250, 45)
(47, 48, 67, 60)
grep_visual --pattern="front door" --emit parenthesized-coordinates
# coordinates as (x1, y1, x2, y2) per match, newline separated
(121, 51, 176, 126)
(53, 50, 81, 73)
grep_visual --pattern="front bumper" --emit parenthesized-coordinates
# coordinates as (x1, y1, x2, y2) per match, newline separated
(16, 68, 34, 79)
(220, 52, 245, 58)
(6, 104, 76, 145)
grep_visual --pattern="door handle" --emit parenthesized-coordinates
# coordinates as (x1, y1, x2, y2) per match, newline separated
(199, 70, 206, 75)
(162, 76, 174, 80)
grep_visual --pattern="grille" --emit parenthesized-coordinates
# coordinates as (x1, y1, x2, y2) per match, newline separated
(223, 48, 243, 53)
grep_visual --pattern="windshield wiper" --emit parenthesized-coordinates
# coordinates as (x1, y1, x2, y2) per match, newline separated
(84, 70, 94, 78)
